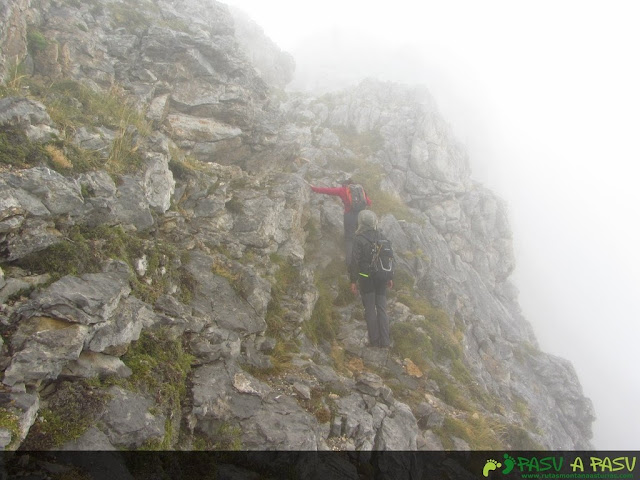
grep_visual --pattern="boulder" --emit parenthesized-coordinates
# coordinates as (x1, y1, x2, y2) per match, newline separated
(189, 361, 265, 438)
(3, 318, 89, 386)
(185, 250, 266, 335)
(240, 393, 320, 450)
(142, 151, 174, 213)
(111, 176, 155, 231)
(0, 97, 59, 142)
(0, 217, 61, 262)
(331, 393, 376, 450)
(87, 297, 156, 354)
(374, 402, 419, 450)
(101, 386, 165, 448)
(16, 271, 131, 326)
(3, 167, 84, 217)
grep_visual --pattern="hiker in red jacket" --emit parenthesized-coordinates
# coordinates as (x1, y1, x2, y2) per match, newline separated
(309, 178, 372, 266)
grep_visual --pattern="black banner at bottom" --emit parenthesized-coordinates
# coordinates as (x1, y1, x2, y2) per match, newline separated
(1, 450, 638, 480)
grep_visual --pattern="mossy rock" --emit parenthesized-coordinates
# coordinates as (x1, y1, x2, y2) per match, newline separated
(0, 126, 50, 168)
(122, 329, 194, 422)
(20, 380, 110, 450)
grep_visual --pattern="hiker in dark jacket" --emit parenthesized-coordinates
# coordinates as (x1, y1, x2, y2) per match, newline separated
(309, 178, 372, 266)
(349, 210, 392, 348)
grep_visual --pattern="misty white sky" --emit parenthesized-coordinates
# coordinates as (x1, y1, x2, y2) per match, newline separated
(222, 0, 640, 449)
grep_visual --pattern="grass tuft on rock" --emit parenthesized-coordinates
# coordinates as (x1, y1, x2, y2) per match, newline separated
(122, 329, 194, 432)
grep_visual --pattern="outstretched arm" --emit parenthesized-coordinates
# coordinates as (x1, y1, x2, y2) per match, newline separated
(310, 185, 346, 197)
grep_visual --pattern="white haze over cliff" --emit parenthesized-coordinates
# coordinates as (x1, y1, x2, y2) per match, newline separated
(222, 0, 640, 449)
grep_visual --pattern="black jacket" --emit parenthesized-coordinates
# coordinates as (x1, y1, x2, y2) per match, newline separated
(349, 228, 386, 284)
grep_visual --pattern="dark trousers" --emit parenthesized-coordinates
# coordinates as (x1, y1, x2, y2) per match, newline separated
(359, 277, 390, 347)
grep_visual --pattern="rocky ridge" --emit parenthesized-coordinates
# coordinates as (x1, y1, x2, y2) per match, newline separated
(0, 0, 593, 468)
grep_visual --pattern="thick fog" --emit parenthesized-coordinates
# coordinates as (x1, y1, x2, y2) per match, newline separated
(222, 0, 640, 449)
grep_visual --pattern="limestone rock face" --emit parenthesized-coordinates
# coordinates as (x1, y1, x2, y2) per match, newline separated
(0, 0, 30, 82)
(100, 386, 166, 449)
(0, 97, 59, 141)
(0, 0, 593, 459)
(190, 362, 322, 450)
(185, 250, 267, 335)
(3, 319, 89, 386)
(3, 267, 132, 387)
(0, 135, 175, 261)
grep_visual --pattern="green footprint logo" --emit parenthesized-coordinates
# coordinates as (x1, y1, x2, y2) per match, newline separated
(502, 454, 516, 474)
(483, 459, 502, 477)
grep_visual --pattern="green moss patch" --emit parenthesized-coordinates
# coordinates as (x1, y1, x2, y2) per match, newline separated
(0, 126, 50, 168)
(391, 293, 463, 373)
(15, 224, 189, 305)
(0, 408, 21, 450)
(0, 125, 104, 174)
(389, 268, 415, 296)
(3, 75, 151, 175)
(21, 380, 110, 449)
(503, 424, 544, 449)
(122, 329, 194, 410)
(211, 423, 243, 450)
(394, 294, 463, 364)
(303, 257, 348, 346)
(29, 78, 150, 137)
(304, 286, 339, 345)
(122, 330, 194, 439)
(251, 255, 306, 373)
(13, 77, 151, 175)
(438, 414, 504, 450)
(26, 29, 49, 55)
(390, 321, 434, 370)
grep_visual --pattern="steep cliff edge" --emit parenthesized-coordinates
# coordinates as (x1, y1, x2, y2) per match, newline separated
(0, 0, 593, 456)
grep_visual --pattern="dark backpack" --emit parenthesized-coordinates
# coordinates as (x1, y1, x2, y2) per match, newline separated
(347, 184, 367, 212)
(365, 232, 394, 281)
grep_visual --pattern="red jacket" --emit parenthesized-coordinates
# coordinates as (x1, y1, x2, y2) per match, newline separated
(311, 185, 372, 213)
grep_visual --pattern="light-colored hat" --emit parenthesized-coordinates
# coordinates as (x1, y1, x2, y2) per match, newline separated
(357, 209, 377, 233)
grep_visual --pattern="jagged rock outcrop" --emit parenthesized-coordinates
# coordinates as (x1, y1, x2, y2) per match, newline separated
(0, 0, 593, 465)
